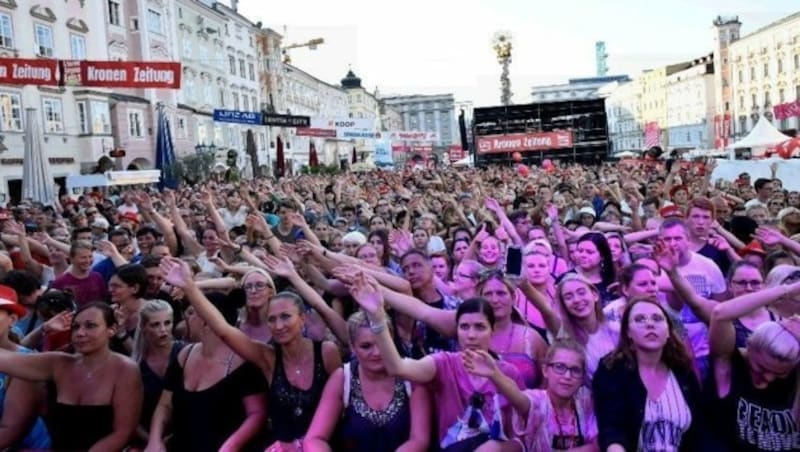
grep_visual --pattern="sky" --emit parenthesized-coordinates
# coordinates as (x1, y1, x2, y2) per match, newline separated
(236, 0, 797, 108)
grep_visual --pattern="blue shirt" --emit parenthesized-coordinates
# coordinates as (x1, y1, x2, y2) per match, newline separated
(0, 347, 51, 449)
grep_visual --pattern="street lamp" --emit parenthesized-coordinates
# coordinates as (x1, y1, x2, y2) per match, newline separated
(492, 32, 513, 106)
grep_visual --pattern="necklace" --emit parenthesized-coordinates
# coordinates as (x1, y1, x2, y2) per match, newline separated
(81, 353, 112, 381)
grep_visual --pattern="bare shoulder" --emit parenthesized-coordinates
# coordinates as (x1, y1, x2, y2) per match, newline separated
(321, 341, 342, 372)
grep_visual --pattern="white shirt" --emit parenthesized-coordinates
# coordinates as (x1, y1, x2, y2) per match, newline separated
(637, 371, 692, 452)
(677, 252, 726, 358)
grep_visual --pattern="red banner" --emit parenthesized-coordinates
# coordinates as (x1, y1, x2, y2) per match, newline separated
(476, 131, 573, 154)
(296, 128, 336, 138)
(62, 60, 181, 89)
(714, 114, 731, 149)
(774, 99, 800, 121)
(0, 58, 59, 86)
(448, 145, 464, 162)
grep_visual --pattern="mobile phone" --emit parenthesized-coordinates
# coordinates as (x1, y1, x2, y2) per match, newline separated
(505, 247, 523, 278)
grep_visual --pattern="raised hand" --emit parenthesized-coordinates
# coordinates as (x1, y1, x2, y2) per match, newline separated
(495, 225, 509, 242)
(462, 349, 499, 378)
(484, 197, 501, 213)
(159, 257, 193, 288)
(96, 240, 120, 258)
(546, 204, 559, 221)
(287, 212, 307, 228)
(653, 241, 679, 273)
(209, 256, 230, 274)
(754, 227, 784, 247)
(388, 230, 412, 256)
(246, 213, 269, 234)
(3, 220, 25, 236)
(347, 271, 384, 316)
(43, 310, 73, 335)
(163, 190, 177, 208)
(474, 224, 491, 243)
(261, 254, 298, 279)
(708, 233, 730, 252)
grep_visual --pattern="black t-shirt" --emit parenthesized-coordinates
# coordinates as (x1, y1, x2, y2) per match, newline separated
(164, 348, 268, 452)
(711, 350, 800, 451)
(698, 242, 732, 277)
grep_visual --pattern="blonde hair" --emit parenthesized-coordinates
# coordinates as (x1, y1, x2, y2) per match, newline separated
(240, 268, 275, 324)
(131, 299, 174, 363)
(347, 310, 392, 343)
(747, 321, 800, 427)
(555, 274, 605, 345)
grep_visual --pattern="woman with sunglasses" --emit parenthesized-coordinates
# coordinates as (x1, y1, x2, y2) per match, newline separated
(708, 282, 800, 451)
(462, 338, 599, 452)
(348, 273, 525, 451)
(593, 298, 707, 452)
(304, 311, 432, 452)
(159, 256, 342, 451)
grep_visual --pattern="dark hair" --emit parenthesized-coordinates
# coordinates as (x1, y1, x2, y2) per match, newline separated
(205, 291, 242, 326)
(400, 249, 428, 265)
(71, 226, 92, 240)
(36, 289, 76, 319)
(659, 218, 688, 235)
(765, 250, 795, 274)
(113, 264, 149, 298)
(754, 178, 772, 191)
(75, 302, 117, 328)
(508, 210, 529, 224)
(642, 197, 660, 208)
(450, 226, 473, 242)
(577, 232, 616, 285)
(109, 228, 131, 240)
(366, 229, 391, 266)
(139, 255, 162, 269)
(726, 260, 763, 282)
(605, 297, 693, 373)
(136, 226, 160, 238)
(2, 270, 40, 298)
(619, 263, 656, 289)
(455, 297, 496, 329)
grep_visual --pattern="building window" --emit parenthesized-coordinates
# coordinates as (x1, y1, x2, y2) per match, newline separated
(235, 24, 242, 39)
(0, 13, 12, 49)
(242, 95, 249, 111)
(750, 66, 755, 80)
(229, 55, 236, 75)
(765, 91, 771, 106)
(70, 34, 86, 60)
(0, 92, 22, 131)
(90, 101, 110, 134)
(182, 37, 192, 57)
(108, 0, 121, 26)
(177, 116, 187, 139)
(251, 96, 257, 110)
(214, 125, 223, 145)
(763, 63, 769, 77)
(752, 93, 757, 108)
(219, 89, 225, 107)
(738, 70, 743, 83)
(778, 59, 784, 73)
(77, 101, 88, 134)
(204, 82, 213, 104)
(128, 110, 143, 137)
(248, 63, 255, 81)
(42, 98, 63, 133)
(779, 89, 786, 104)
(795, 54, 800, 70)
(197, 44, 209, 63)
(147, 9, 162, 34)
(238, 59, 245, 78)
(34, 24, 54, 57)
(232, 93, 239, 110)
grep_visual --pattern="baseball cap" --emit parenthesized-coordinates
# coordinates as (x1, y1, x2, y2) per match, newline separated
(659, 205, 683, 218)
(91, 217, 110, 230)
(0, 285, 27, 317)
(578, 207, 596, 218)
(120, 212, 139, 224)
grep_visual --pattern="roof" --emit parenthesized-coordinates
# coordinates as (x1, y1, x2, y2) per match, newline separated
(738, 10, 800, 42)
(284, 64, 347, 93)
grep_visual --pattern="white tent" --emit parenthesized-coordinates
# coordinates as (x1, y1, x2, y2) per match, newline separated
(613, 151, 637, 158)
(453, 155, 474, 167)
(728, 116, 792, 153)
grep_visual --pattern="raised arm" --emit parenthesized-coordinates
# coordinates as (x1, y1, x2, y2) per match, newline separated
(518, 279, 561, 336)
(348, 273, 437, 384)
(0, 350, 65, 382)
(463, 349, 530, 418)
(166, 192, 203, 257)
(303, 369, 345, 452)
(159, 257, 274, 374)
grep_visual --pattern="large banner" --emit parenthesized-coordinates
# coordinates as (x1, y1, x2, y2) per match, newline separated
(373, 139, 394, 169)
(382, 130, 439, 142)
(476, 131, 573, 154)
(774, 99, 800, 121)
(711, 158, 800, 191)
(62, 60, 181, 89)
(310, 117, 374, 131)
(0, 58, 59, 85)
(714, 114, 732, 149)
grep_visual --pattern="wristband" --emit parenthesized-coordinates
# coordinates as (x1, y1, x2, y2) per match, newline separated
(369, 319, 387, 335)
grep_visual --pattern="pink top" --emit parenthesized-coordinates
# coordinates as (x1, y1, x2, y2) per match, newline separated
(430, 351, 524, 442)
(512, 387, 598, 451)
(51, 271, 109, 307)
(514, 288, 546, 329)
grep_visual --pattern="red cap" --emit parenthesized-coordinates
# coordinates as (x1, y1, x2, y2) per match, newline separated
(739, 240, 766, 257)
(659, 205, 683, 218)
(120, 212, 139, 224)
(0, 285, 26, 317)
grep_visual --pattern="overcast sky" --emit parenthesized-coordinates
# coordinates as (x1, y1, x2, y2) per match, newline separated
(236, 0, 796, 107)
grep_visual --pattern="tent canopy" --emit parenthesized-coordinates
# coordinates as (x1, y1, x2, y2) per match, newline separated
(729, 116, 791, 150)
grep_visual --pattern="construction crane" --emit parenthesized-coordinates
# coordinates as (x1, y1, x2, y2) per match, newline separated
(282, 37, 324, 64)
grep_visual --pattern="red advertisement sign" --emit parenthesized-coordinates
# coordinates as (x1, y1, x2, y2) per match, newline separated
(714, 114, 731, 149)
(296, 128, 337, 138)
(448, 145, 464, 162)
(0, 58, 59, 86)
(774, 99, 800, 121)
(62, 60, 181, 89)
(476, 131, 573, 154)
(391, 144, 409, 153)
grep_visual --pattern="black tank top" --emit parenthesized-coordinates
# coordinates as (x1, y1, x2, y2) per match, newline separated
(269, 341, 328, 442)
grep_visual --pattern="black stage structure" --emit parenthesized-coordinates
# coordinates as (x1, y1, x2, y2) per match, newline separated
(472, 99, 610, 166)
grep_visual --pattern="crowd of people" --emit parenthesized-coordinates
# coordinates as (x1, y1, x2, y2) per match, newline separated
(0, 157, 797, 451)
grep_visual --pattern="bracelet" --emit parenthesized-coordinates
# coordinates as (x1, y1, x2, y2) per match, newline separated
(369, 319, 387, 335)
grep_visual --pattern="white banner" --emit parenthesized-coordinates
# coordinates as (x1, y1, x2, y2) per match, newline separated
(310, 117, 374, 132)
(374, 139, 394, 169)
(711, 158, 800, 191)
(382, 130, 439, 142)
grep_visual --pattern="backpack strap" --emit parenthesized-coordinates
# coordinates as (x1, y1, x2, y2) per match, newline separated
(342, 362, 352, 409)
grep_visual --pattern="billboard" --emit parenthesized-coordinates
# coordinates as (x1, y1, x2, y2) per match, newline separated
(62, 60, 181, 89)
(476, 131, 573, 154)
